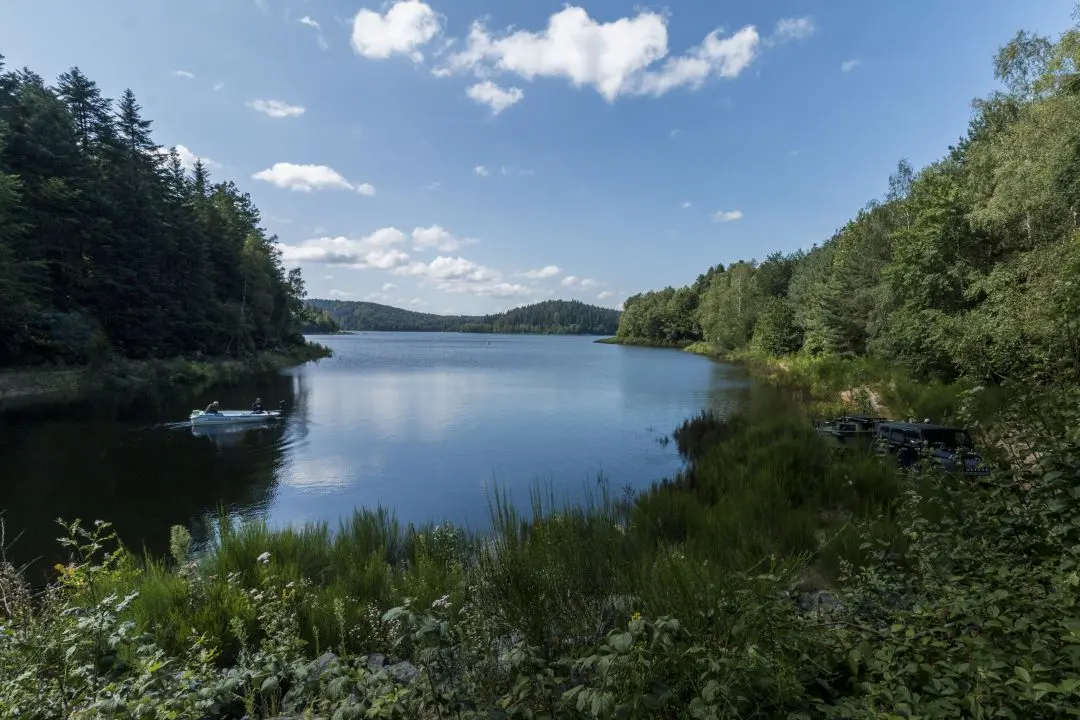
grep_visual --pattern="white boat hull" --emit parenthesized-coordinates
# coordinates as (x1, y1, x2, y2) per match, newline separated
(189, 409, 282, 426)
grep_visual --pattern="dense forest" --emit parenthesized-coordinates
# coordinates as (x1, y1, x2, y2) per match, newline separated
(308, 298, 621, 335)
(0, 57, 314, 366)
(618, 26, 1080, 389)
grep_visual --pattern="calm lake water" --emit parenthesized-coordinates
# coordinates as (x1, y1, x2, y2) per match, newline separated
(0, 333, 748, 570)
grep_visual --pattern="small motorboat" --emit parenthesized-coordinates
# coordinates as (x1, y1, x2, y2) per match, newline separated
(189, 409, 283, 426)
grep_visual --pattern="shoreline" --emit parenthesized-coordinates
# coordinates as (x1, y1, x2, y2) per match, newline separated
(0, 342, 332, 413)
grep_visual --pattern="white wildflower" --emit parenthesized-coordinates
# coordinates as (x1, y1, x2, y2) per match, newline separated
(257, 552, 271, 565)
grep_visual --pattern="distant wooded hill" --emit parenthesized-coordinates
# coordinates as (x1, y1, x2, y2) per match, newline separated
(306, 299, 621, 335)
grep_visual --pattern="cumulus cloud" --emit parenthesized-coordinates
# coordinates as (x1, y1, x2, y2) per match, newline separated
(278, 228, 410, 268)
(158, 145, 221, 171)
(769, 17, 816, 44)
(681, 201, 692, 210)
(351, 0, 441, 62)
(474, 165, 489, 176)
(248, 99, 306, 118)
(252, 163, 375, 194)
(329, 289, 354, 298)
(466, 81, 524, 114)
(562, 276, 598, 288)
(597, 291, 614, 300)
(213, 81, 225, 91)
(439, 6, 761, 102)
(173, 70, 195, 78)
(280, 222, 575, 301)
(841, 59, 861, 73)
(712, 209, 744, 222)
(634, 26, 759, 97)
(412, 225, 478, 252)
(519, 265, 562, 279)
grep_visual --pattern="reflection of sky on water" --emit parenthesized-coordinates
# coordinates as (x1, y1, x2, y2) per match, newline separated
(263, 334, 749, 533)
(0, 333, 750, 570)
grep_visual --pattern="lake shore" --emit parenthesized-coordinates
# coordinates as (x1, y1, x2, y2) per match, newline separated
(0, 341, 331, 413)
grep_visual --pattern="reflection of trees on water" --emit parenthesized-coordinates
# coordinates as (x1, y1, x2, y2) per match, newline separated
(0, 371, 300, 573)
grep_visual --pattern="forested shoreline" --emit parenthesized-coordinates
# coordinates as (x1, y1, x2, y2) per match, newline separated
(308, 298, 621, 335)
(0, 58, 320, 368)
(617, 26, 1080, 392)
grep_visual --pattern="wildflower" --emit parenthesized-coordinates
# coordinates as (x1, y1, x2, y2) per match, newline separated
(432, 594, 451, 610)
(257, 552, 271, 565)
(631, 612, 642, 622)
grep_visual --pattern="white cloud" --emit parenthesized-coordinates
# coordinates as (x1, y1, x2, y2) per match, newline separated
(841, 59, 861, 73)
(351, 0, 441, 62)
(410, 298, 426, 306)
(382, 282, 398, 291)
(597, 291, 614, 300)
(412, 224, 477, 252)
(669, 128, 682, 138)
(252, 163, 374, 194)
(423, 180, 441, 190)
(519, 265, 561, 279)
(278, 228, 410, 268)
(770, 17, 816, 44)
(634, 26, 759, 97)
(712, 209, 744, 222)
(474, 165, 489, 176)
(579, 278, 598, 288)
(159, 145, 221, 171)
(248, 99, 306, 118)
(466, 81, 524, 114)
(562, 275, 579, 286)
(173, 70, 195, 79)
(299, 15, 329, 50)
(329, 289, 354, 298)
(395, 254, 533, 298)
(365, 292, 393, 303)
(441, 7, 761, 102)
(213, 81, 225, 92)
(681, 201, 692, 210)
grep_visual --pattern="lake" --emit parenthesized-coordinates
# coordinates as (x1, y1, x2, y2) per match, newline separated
(0, 333, 748, 571)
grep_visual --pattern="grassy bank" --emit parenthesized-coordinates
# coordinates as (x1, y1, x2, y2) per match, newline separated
(0, 342, 331, 413)
(2, 365, 1078, 717)
(594, 336, 692, 349)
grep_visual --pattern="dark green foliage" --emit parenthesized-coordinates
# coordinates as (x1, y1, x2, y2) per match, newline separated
(309, 298, 621, 335)
(0, 59, 312, 366)
(614, 17, 1080, 390)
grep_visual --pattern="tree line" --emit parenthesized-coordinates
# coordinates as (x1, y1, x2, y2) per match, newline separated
(308, 298, 621, 335)
(617, 23, 1080, 388)
(0, 58, 314, 366)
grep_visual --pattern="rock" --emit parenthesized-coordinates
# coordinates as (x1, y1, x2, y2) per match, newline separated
(365, 653, 387, 672)
(387, 661, 419, 684)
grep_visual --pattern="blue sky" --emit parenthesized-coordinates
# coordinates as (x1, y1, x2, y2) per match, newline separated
(0, 0, 1074, 314)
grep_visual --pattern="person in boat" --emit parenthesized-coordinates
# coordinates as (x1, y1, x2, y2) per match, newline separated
(205, 401, 221, 414)
(251, 397, 265, 414)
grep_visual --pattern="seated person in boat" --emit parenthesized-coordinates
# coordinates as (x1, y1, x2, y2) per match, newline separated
(251, 397, 265, 413)
(205, 401, 221, 414)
